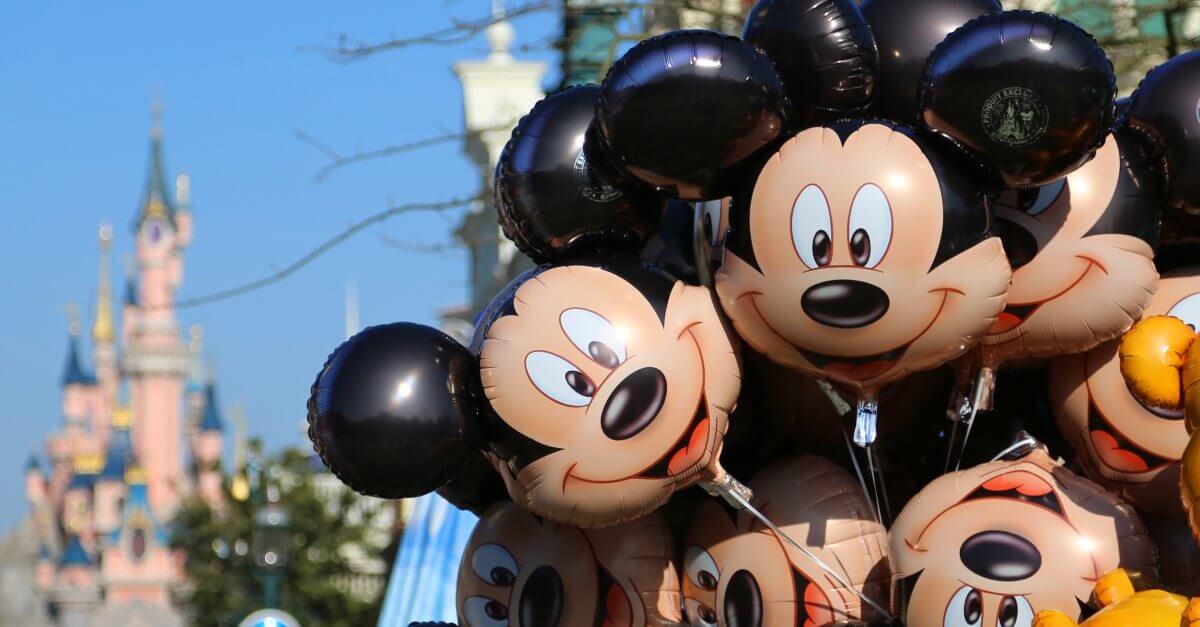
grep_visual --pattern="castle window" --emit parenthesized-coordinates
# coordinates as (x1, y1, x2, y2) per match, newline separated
(131, 528, 147, 561)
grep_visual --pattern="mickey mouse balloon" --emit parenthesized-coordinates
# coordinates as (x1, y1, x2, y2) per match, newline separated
(476, 254, 741, 526)
(458, 501, 681, 626)
(682, 455, 891, 626)
(890, 448, 1157, 626)
(921, 11, 1116, 189)
(714, 120, 1010, 417)
(1125, 50, 1200, 215)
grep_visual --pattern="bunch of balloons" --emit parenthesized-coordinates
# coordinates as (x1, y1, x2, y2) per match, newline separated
(306, 0, 1200, 624)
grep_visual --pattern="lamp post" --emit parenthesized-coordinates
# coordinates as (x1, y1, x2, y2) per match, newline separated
(251, 487, 291, 609)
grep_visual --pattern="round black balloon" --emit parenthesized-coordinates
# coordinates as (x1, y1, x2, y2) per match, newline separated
(1125, 50, 1200, 215)
(861, 0, 1001, 124)
(921, 11, 1116, 189)
(593, 30, 788, 201)
(307, 323, 480, 499)
(742, 0, 878, 123)
(495, 85, 662, 263)
(435, 452, 510, 515)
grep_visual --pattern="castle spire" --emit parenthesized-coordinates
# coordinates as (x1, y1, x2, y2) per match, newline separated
(92, 224, 115, 344)
(61, 304, 94, 387)
(134, 104, 175, 230)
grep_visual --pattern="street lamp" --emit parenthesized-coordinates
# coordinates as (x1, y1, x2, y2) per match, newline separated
(252, 487, 291, 609)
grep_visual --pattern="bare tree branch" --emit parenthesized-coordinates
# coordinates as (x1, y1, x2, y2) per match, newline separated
(295, 121, 519, 182)
(158, 196, 480, 310)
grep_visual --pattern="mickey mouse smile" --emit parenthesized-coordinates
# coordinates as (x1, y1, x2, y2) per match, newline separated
(1087, 401, 1171, 473)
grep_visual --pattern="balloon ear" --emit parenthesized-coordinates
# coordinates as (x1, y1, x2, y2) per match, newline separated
(920, 11, 1115, 189)
(495, 84, 664, 263)
(742, 0, 878, 124)
(307, 323, 483, 499)
(1124, 50, 1200, 216)
(592, 29, 788, 201)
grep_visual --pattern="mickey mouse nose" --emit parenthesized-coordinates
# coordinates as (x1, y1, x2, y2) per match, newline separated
(518, 565, 564, 627)
(801, 280, 890, 328)
(959, 530, 1042, 581)
(994, 217, 1040, 269)
(602, 367, 667, 440)
(723, 569, 763, 627)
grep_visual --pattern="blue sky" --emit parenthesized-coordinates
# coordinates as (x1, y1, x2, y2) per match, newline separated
(0, 1, 559, 531)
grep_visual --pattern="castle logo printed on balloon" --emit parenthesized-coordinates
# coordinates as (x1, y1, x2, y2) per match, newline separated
(682, 456, 890, 627)
(457, 501, 681, 627)
(477, 256, 741, 527)
(981, 133, 1161, 366)
(1051, 273, 1200, 516)
(981, 87, 1049, 148)
(890, 449, 1157, 627)
(715, 120, 1011, 393)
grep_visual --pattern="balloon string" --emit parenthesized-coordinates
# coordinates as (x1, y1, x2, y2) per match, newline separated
(842, 425, 883, 526)
(943, 418, 961, 474)
(710, 477, 895, 621)
(867, 445, 892, 523)
(954, 367, 993, 472)
(990, 434, 1039, 462)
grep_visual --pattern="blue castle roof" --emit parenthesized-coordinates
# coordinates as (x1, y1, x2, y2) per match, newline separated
(25, 453, 42, 473)
(199, 383, 224, 432)
(61, 335, 96, 387)
(100, 423, 134, 481)
(67, 471, 96, 491)
(58, 536, 92, 567)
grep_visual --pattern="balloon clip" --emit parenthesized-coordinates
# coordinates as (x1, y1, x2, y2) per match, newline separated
(972, 366, 997, 413)
(700, 473, 754, 510)
(817, 380, 853, 416)
(853, 397, 879, 448)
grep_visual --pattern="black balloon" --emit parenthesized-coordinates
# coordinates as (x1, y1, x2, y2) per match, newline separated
(495, 85, 661, 263)
(861, 0, 1001, 124)
(921, 11, 1116, 189)
(1125, 50, 1200, 215)
(436, 452, 510, 515)
(742, 0, 878, 123)
(592, 30, 788, 200)
(307, 323, 480, 499)
(639, 199, 701, 285)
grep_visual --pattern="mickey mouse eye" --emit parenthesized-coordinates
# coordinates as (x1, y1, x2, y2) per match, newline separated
(471, 543, 518, 587)
(1024, 179, 1066, 217)
(463, 596, 509, 627)
(684, 545, 720, 591)
(791, 184, 833, 268)
(944, 585, 983, 627)
(848, 184, 892, 268)
(997, 595, 1034, 627)
(684, 598, 719, 627)
(699, 199, 724, 246)
(526, 351, 594, 406)
(560, 308, 627, 368)
(1168, 293, 1200, 332)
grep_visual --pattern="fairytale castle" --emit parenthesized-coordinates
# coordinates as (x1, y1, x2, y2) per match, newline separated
(10, 120, 227, 626)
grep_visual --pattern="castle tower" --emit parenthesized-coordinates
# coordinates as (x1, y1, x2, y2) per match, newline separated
(91, 224, 117, 440)
(190, 382, 224, 512)
(51, 535, 101, 627)
(122, 113, 190, 519)
(94, 406, 134, 537)
(99, 466, 178, 611)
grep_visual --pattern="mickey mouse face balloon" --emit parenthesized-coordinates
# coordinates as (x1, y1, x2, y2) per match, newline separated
(1050, 272, 1200, 516)
(457, 501, 681, 627)
(476, 255, 740, 527)
(981, 133, 1161, 366)
(890, 449, 1157, 627)
(682, 456, 890, 627)
(715, 120, 1011, 393)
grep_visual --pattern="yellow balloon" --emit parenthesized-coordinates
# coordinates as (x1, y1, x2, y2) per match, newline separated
(1119, 315, 1196, 411)
(1032, 570, 1198, 627)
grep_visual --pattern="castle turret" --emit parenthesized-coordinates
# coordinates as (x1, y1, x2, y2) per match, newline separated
(61, 309, 95, 430)
(25, 454, 46, 506)
(52, 534, 101, 626)
(94, 407, 134, 537)
(191, 382, 225, 511)
(91, 224, 117, 440)
(123, 114, 189, 519)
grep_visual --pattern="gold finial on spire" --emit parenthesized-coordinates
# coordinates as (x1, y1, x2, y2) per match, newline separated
(66, 302, 81, 337)
(92, 224, 115, 344)
(150, 96, 163, 140)
(176, 174, 190, 207)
